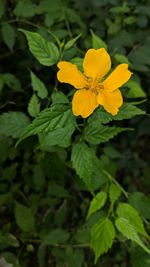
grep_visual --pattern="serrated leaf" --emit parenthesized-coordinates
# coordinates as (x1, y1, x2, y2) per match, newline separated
(88, 103, 145, 124)
(64, 34, 81, 50)
(87, 191, 107, 219)
(115, 217, 150, 254)
(84, 123, 130, 145)
(71, 142, 95, 187)
(15, 203, 35, 232)
(39, 123, 75, 148)
(116, 203, 147, 236)
(28, 94, 40, 117)
(51, 91, 69, 104)
(109, 183, 121, 205)
(91, 30, 107, 49)
(20, 29, 60, 66)
(91, 217, 115, 263)
(125, 80, 146, 98)
(17, 104, 75, 145)
(0, 112, 30, 139)
(30, 71, 48, 99)
(1, 23, 15, 51)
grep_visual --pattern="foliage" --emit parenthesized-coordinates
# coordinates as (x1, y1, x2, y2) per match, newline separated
(0, 0, 150, 266)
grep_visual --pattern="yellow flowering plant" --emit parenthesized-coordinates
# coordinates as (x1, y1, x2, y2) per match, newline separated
(16, 30, 149, 265)
(57, 48, 132, 118)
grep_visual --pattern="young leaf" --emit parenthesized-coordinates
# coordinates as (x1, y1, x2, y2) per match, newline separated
(116, 203, 147, 236)
(20, 29, 60, 66)
(115, 217, 150, 254)
(84, 124, 130, 145)
(64, 34, 82, 50)
(71, 142, 95, 187)
(1, 23, 16, 51)
(109, 183, 121, 205)
(15, 203, 35, 232)
(28, 94, 40, 117)
(88, 102, 145, 124)
(0, 112, 30, 139)
(91, 217, 115, 263)
(87, 191, 107, 219)
(91, 30, 107, 49)
(17, 104, 75, 144)
(30, 71, 48, 99)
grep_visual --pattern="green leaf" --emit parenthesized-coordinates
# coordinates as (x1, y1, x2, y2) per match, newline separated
(110, 4, 130, 14)
(30, 71, 48, 99)
(131, 246, 150, 267)
(0, 0, 5, 19)
(87, 191, 107, 219)
(109, 183, 121, 205)
(125, 80, 146, 98)
(28, 94, 40, 118)
(2, 73, 22, 92)
(0, 75, 4, 93)
(71, 142, 95, 187)
(20, 29, 60, 66)
(91, 217, 115, 263)
(1, 23, 15, 51)
(116, 203, 147, 236)
(84, 123, 130, 145)
(51, 91, 69, 104)
(15, 202, 35, 232)
(0, 233, 19, 249)
(0, 112, 30, 139)
(39, 123, 75, 148)
(115, 217, 150, 254)
(91, 30, 107, 49)
(38, 229, 69, 267)
(129, 192, 150, 220)
(14, 0, 37, 18)
(114, 53, 130, 64)
(64, 34, 82, 50)
(88, 103, 145, 124)
(42, 229, 69, 246)
(17, 104, 75, 145)
(70, 57, 83, 71)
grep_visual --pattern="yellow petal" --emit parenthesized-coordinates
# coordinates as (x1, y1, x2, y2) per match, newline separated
(72, 89, 99, 118)
(103, 64, 132, 92)
(83, 48, 111, 80)
(97, 89, 123, 115)
(57, 61, 86, 89)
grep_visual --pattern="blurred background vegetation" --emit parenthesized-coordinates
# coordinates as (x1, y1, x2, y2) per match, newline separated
(0, 0, 150, 266)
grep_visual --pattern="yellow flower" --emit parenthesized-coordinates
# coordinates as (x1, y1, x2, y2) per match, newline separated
(57, 48, 132, 118)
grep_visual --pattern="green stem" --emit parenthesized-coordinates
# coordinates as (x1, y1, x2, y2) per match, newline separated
(103, 169, 128, 199)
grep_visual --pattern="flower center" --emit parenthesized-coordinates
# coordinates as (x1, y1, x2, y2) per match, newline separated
(85, 78, 104, 95)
